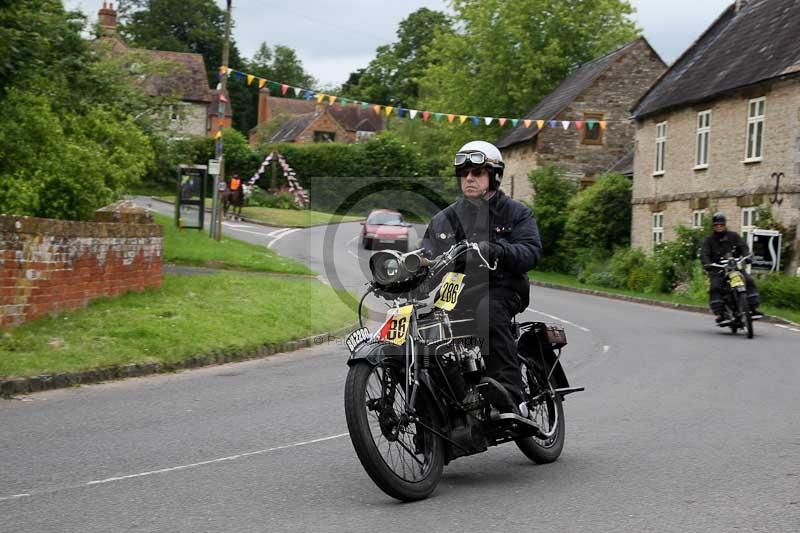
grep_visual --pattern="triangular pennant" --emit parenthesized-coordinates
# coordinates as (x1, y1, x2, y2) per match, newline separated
(304, 90, 314, 100)
(374, 105, 382, 114)
(484, 117, 493, 126)
(246, 74, 254, 85)
(281, 84, 289, 95)
(586, 120, 596, 130)
(561, 121, 570, 130)
(498, 118, 507, 127)
(409, 109, 418, 119)
(548, 120, 558, 128)
(219, 66, 228, 75)
(360, 102, 369, 109)
(447, 114, 455, 123)
(235, 71, 244, 81)
(292, 86, 301, 97)
(434, 113, 444, 121)
(459, 115, 468, 124)
(328, 95, 337, 105)
(523, 119, 532, 128)
(340, 98, 349, 106)
(536, 120, 544, 129)
(214, 130, 222, 139)
(316, 94, 326, 104)
(385, 106, 394, 116)
(397, 107, 405, 118)
(422, 111, 430, 121)
(511, 119, 519, 127)
(471, 116, 480, 126)
(268, 81, 280, 90)
(599, 120, 608, 129)
(258, 79, 266, 89)
(219, 93, 228, 103)
(575, 120, 584, 130)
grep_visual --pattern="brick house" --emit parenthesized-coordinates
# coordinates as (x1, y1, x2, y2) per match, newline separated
(496, 37, 666, 201)
(631, 0, 800, 270)
(95, 2, 230, 138)
(249, 91, 384, 146)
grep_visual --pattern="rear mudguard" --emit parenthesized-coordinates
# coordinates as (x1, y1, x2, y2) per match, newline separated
(517, 328, 570, 390)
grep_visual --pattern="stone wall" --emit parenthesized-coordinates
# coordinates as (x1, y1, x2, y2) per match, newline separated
(0, 203, 163, 329)
(504, 39, 666, 202)
(632, 77, 800, 253)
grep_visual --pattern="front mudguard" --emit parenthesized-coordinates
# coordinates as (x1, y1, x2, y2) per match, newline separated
(346, 341, 404, 367)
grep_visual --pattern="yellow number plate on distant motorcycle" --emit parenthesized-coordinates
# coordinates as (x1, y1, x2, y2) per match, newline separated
(375, 305, 414, 346)
(728, 271, 745, 288)
(434, 272, 466, 311)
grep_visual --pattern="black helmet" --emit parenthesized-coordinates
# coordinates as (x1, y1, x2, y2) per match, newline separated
(712, 212, 727, 225)
(454, 140, 505, 190)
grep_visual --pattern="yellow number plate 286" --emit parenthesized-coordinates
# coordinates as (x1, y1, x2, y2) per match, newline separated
(375, 305, 414, 345)
(434, 272, 465, 311)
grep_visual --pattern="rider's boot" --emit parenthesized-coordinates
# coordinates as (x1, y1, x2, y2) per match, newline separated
(478, 377, 524, 417)
(715, 311, 732, 326)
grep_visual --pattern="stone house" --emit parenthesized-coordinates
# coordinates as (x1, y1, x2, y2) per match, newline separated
(249, 91, 384, 146)
(496, 37, 666, 201)
(631, 0, 800, 270)
(95, 2, 230, 138)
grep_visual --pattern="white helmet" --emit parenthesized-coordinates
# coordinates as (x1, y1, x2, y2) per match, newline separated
(454, 140, 505, 189)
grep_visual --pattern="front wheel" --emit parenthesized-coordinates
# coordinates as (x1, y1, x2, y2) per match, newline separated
(738, 292, 754, 339)
(515, 358, 565, 464)
(344, 362, 444, 501)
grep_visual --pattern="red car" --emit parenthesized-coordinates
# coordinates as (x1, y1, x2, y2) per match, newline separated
(360, 209, 411, 251)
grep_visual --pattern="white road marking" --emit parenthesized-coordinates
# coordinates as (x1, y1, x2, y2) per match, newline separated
(347, 235, 360, 246)
(0, 433, 349, 503)
(774, 324, 800, 333)
(222, 223, 252, 228)
(603, 345, 610, 353)
(524, 307, 591, 332)
(228, 227, 275, 238)
(267, 228, 301, 249)
(347, 250, 360, 260)
(266, 227, 295, 238)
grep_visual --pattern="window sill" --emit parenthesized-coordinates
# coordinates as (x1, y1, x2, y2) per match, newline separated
(652, 171, 665, 177)
(693, 165, 708, 171)
(742, 158, 762, 164)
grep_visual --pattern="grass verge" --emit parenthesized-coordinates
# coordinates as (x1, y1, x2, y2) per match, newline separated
(157, 196, 363, 227)
(0, 274, 357, 378)
(530, 270, 800, 324)
(155, 213, 312, 275)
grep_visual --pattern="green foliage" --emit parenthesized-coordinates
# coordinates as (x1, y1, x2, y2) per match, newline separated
(341, 8, 452, 107)
(527, 166, 578, 270)
(146, 136, 214, 190)
(562, 173, 632, 266)
(651, 226, 707, 291)
(248, 190, 300, 211)
(418, 0, 639, 118)
(758, 274, 800, 311)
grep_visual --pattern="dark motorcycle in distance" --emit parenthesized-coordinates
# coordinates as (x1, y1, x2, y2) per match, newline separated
(343, 241, 583, 501)
(705, 254, 757, 339)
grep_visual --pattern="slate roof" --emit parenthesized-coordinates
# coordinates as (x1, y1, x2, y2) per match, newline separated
(268, 113, 319, 143)
(633, 0, 800, 118)
(496, 39, 643, 149)
(606, 151, 634, 177)
(263, 95, 384, 140)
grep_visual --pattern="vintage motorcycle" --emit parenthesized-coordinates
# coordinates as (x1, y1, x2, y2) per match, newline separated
(706, 254, 757, 339)
(343, 241, 583, 501)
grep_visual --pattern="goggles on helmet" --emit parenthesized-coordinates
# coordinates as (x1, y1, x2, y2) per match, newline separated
(454, 151, 501, 168)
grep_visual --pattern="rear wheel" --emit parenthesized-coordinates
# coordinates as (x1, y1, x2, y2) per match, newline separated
(344, 362, 444, 501)
(515, 358, 565, 464)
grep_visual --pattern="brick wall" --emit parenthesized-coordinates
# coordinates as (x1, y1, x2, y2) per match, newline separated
(0, 205, 163, 329)
(632, 77, 800, 252)
(296, 110, 353, 144)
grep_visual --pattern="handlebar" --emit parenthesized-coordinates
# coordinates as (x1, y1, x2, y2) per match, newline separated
(706, 254, 752, 270)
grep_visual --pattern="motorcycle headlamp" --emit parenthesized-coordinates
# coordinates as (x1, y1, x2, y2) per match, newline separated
(370, 251, 409, 285)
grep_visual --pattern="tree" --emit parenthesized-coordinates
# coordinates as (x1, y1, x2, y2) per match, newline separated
(341, 8, 451, 107)
(528, 166, 579, 270)
(419, 0, 639, 117)
(562, 173, 632, 263)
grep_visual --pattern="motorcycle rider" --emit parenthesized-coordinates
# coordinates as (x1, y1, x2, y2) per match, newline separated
(421, 140, 542, 416)
(701, 212, 762, 324)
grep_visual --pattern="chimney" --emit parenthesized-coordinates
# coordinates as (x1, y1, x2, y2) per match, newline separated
(98, 2, 117, 33)
(258, 88, 271, 125)
(734, 0, 748, 12)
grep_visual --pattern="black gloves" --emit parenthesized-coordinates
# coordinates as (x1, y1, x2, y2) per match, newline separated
(477, 241, 503, 265)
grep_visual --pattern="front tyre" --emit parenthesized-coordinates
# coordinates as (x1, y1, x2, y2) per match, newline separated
(738, 292, 754, 339)
(344, 362, 444, 501)
(515, 359, 565, 464)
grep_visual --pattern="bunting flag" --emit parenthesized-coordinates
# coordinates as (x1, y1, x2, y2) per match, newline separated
(214, 130, 222, 139)
(223, 67, 630, 131)
(219, 93, 229, 103)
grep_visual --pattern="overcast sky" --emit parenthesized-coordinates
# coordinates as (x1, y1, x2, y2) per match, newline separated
(67, 0, 732, 88)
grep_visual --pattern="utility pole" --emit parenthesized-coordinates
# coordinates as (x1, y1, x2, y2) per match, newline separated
(211, 0, 232, 241)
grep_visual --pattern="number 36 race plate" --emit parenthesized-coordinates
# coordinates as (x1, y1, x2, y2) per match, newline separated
(375, 305, 414, 346)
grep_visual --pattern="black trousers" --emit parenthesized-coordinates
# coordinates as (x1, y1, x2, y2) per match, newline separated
(453, 287, 524, 404)
(709, 272, 760, 314)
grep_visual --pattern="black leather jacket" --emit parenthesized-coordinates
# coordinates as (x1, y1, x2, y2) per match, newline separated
(421, 190, 541, 309)
(701, 230, 750, 267)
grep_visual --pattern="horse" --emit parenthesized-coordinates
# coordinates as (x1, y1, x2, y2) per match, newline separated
(222, 185, 245, 220)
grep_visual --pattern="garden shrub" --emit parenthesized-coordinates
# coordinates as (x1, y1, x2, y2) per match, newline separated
(758, 274, 800, 310)
(527, 166, 578, 272)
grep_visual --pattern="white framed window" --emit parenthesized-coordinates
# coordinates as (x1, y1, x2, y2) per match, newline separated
(356, 130, 376, 142)
(652, 212, 664, 245)
(695, 110, 711, 168)
(692, 209, 705, 229)
(745, 97, 765, 162)
(741, 207, 756, 243)
(654, 122, 667, 175)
